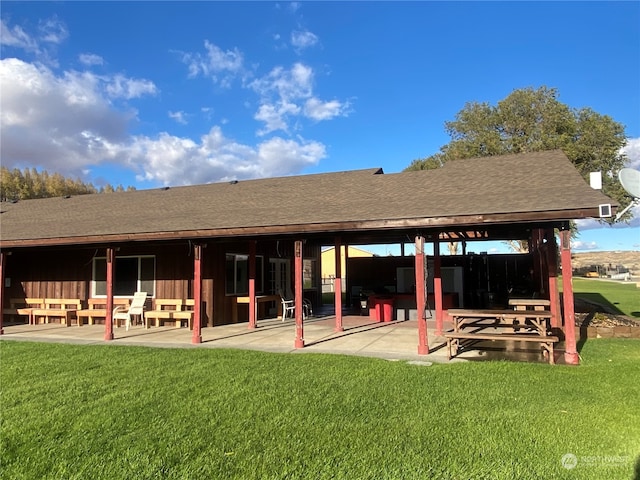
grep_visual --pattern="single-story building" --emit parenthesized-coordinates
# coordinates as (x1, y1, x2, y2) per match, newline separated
(0, 150, 617, 364)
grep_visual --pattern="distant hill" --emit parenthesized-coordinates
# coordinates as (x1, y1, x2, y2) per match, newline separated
(571, 251, 640, 275)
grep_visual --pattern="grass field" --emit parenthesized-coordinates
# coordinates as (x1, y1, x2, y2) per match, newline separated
(2, 340, 639, 480)
(568, 278, 640, 317)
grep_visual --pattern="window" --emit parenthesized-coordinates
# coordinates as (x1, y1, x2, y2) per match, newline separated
(303, 259, 317, 289)
(226, 254, 263, 295)
(93, 256, 155, 297)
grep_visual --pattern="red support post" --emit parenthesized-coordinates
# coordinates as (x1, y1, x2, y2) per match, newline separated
(248, 241, 257, 329)
(433, 240, 443, 336)
(294, 240, 304, 348)
(192, 244, 203, 344)
(334, 237, 343, 332)
(415, 235, 429, 355)
(0, 251, 6, 335)
(546, 229, 561, 329)
(104, 247, 114, 341)
(560, 230, 579, 365)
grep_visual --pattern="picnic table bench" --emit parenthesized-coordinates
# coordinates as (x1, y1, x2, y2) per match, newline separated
(445, 308, 558, 364)
(3, 298, 45, 325)
(31, 298, 82, 326)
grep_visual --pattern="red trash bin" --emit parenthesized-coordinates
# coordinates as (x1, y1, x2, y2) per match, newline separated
(378, 297, 395, 322)
(368, 297, 383, 322)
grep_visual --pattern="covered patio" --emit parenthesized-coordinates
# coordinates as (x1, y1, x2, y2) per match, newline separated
(0, 150, 617, 365)
(0, 313, 579, 365)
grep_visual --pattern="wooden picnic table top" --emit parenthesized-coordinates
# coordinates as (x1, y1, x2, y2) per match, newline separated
(448, 308, 552, 319)
(508, 298, 551, 306)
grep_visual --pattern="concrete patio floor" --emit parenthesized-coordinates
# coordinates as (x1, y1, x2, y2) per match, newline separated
(0, 312, 565, 364)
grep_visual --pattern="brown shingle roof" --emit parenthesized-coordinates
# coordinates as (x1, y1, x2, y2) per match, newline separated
(0, 150, 616, 247)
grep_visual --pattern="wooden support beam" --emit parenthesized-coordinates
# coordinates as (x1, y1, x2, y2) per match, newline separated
(334, 237, 343, 332)
(560, 230, 579, 365)
(415, 235, 429, 355)
(433, 240, 443, 336)
(546, 229, 561, 329)
(104, 247, 114, 341)
(248, 241, 257, 330)
(294, 240, 304, 348)
(0, 251, 6, 335)
(192, 244, 203, 344)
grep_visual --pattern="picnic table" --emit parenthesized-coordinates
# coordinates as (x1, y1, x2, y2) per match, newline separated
(445, 308, 558, 364)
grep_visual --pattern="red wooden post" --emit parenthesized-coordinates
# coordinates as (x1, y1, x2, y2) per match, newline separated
(192, 244, 203, 344)
(560, 229, 579, 365)
(533, 228, 547, 295)
(433, 240, 443, 336)
(294, 240, 304, 348)
(415, 235, 429, 355)
(104, 247, 114, 341)
(546, 229, 561, 329)
(248, 241, 257, 329)
(334, 237, 343, 332)
(0, 251, 6, 335)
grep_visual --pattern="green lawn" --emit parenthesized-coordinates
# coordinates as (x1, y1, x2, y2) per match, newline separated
(568, 278, 640, 317)
(2, 340, 639, 479)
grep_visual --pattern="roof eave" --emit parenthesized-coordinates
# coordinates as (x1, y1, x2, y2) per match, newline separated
(0, 207, 605, 249)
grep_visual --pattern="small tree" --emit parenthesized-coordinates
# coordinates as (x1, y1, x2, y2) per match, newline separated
(406, 86, 630, 222)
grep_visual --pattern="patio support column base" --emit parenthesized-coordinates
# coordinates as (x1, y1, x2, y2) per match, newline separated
(191, 336, 202, 344)
(564, 351, 579, 365)
(295, 339, 305, 348)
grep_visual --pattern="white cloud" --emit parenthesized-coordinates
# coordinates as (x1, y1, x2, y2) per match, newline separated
(623, 137, 640, 170)
(180, 41, 244, 87)
(249, 63, 350, 133)
(105, 74, 158, 99)
(255, 101, 301, 135)
(0, 19, 38, 51)
(571, 240, 599, 251)
(0, 57, 326, 187)
(250, 63, 313, 102)
(168, 111, 188, 124)
(0, 58, 149, 172)
(79, 53, 104, 66)
(304, 97, 349, 121)
(291, 30, 319, 51)
(128, 127, 325, 186)
(38, 16, 68, 44)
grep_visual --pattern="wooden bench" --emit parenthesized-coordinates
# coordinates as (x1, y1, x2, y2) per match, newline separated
(172, 299, 195, 330)
(145, 299, 183, 328)
(509, 298, 551, 311)
(76, 298, 131, 326)
(2, 298, 45, 325)
(444, 331, 559, 364)
(32, 298, 82, 326)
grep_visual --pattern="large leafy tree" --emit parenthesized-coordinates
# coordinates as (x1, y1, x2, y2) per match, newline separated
(406, 86, 630, 217)
(0, 167, 134, 201)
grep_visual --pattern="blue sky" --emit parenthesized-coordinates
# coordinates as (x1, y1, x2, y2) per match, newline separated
(1, 1, 639, 252)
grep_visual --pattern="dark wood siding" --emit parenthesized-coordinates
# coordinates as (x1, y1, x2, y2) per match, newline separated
(3, 238, 322, 327)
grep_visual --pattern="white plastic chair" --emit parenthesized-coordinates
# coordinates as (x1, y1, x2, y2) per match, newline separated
(279, 289, 312, 321)
(113, 292, 147, 331)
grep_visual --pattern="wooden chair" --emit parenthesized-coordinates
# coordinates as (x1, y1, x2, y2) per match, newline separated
(113, 292, 147, 331)
(145, 299, 183, 328)
(172, 299, 195, 329)
(77, 298, 130, 326)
